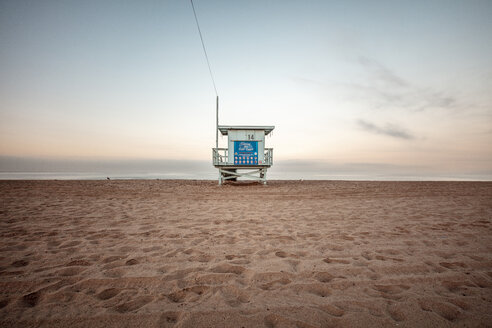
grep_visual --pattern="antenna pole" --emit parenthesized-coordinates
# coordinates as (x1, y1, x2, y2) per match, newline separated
(216, 96, 219, 149)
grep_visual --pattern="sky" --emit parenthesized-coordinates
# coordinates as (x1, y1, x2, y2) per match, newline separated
(0, 0, 491, 179)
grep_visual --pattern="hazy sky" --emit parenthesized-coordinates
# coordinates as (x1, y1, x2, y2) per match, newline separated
(1, 0, 491, 178)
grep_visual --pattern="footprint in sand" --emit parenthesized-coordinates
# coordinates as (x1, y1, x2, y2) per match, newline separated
(103, 268, 126, 278)
(366, 272, 381, 280)
(319, 304, 345, 317)
(470, 274, 492, 288)
(59, 240, 82, 248)
(119, 246, 138, 252)
(370, 284, 410, 301)
(386, 302, 406, 322)
(47, 240, 62, 248)
(220, 286, 250, 307)
(274, 251, 288, 258)
(56, 267, 86, 276)
(375, 255, 387, 261)
(143, 246, 163, 253)
(253, 272, 293, 285)
(264, 313, 310, 328)
(441, 280, 473, 294)
(11, 259, 29, 267)
(102, 255, 126, 264)
(456, 240, 468, 246)
(211, 264, 245, 275)
(97, 288, 121, 300)
(114, 295, 154, 313)
(225, 254, 247, 260)
(7, 243, 28, 251)
(158, 311, 183, 327)
(185, 286, 209, 296)
(66, 260, 91, 266)
(439, 262, 467, 269)
(419, 298, 462, 322)
(323, 258, 350, 264)
(21, 291, 41, 307)
(373, 284, 410, 295)
(166, 286, 210, 303)
(314, 272, 335, 283)
(260, 277, 291, 291)
(0, 299, 9, 309)
(189, 253, 213, 263)
(166, 290, 187, 303)
(424, 261, 447, 273)
(263, 314, 288, 328)
(447, 298, 471, 310)
(293, 283, 331, 297)
(194, 273, 234, 285)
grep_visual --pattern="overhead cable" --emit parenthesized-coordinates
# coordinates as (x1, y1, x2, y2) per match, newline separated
(190, 0, 218, 96)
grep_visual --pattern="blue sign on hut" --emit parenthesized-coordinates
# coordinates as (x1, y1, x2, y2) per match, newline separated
(213, 125, 274, 185)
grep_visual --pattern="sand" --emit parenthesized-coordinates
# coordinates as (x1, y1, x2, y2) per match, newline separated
(0, 180, 491, 327)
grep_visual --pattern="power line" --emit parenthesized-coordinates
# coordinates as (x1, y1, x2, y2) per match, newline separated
(190, 0, 218, 97)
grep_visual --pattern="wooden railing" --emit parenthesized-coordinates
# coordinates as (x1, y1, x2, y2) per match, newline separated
(212, 148, 229, 166)
(213, 148, 273, 166)
(264, 148, 273, 165)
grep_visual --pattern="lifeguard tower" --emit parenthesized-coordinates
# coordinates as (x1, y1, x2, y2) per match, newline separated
(213, 125, 274, 185)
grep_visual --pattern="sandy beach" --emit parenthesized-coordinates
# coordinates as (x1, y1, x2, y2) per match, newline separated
(0, 180, 491, 327)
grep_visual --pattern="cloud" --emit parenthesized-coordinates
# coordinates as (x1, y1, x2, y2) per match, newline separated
(292, 56, 463, 113)
(356, 119, 414, 140)
(351, 56, 459, 112)
(357, 56, 409, 88)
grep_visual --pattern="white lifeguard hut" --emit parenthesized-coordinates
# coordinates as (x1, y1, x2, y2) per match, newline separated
(213, 125, 274, 185)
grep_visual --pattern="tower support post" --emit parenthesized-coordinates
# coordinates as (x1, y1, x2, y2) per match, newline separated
(216, 96, 219, 149)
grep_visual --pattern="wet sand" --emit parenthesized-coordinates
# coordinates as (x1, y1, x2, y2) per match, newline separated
(0, 180, 491, 327)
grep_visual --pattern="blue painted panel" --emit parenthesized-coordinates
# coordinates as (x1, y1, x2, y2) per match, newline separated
(234, 141, 258, 165)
